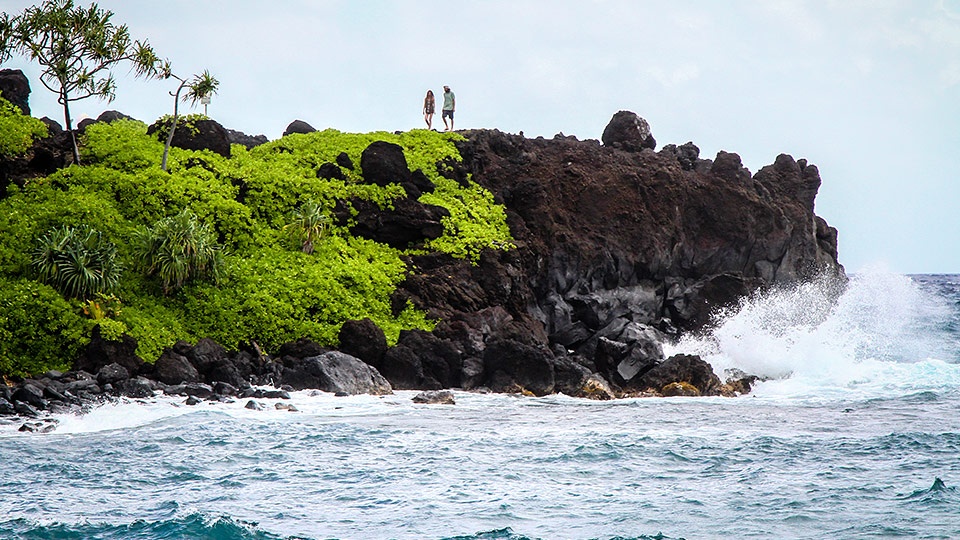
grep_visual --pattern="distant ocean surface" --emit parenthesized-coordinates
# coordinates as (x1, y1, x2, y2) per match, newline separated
(2, 271, 959, 539)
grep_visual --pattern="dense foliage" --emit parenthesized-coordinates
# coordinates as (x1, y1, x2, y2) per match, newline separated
(0, 120, 512, 375)
(0, 96, 47, 156)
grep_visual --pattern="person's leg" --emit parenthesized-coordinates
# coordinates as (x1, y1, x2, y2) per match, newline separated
(442, 111, 450, 130)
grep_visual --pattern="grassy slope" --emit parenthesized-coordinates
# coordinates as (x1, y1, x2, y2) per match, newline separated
(0, 108, 512, 377)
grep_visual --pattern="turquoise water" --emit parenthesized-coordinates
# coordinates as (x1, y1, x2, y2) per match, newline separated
(2, 271, 959, 539)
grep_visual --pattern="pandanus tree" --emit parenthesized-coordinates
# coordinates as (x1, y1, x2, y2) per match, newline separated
(4, 0, 166, 165)
(160, 69, 219, 171)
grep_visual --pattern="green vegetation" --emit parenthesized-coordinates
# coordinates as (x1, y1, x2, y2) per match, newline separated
(0, 120, 512, 376)
(0, 97, 48, 157)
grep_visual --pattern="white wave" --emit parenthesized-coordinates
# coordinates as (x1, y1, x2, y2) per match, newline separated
(666, 266, 960, 397)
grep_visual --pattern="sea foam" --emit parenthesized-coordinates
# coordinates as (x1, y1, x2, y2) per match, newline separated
(667, 267, 960, 397)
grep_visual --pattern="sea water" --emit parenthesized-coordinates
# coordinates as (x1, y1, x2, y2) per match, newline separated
(1, 270, 959, 539)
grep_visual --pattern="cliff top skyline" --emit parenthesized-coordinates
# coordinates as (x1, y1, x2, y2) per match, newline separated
(2, 0, 958, 274)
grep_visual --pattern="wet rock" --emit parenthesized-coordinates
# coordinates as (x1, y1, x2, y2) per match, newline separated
(96, 363, 130, 386)
(412, 390, 456, 405)
(275, 403, 298, 412)
(184, 396, 202, 406)
(244, 400, 265, 411)
(0, 397, 16, 415)
(482, 339, 555, 396)
(12, 384, 47, 409)
(154, 351, 201, 385)
(119, 377, 155, 399)
(338, 318, 388, 368)
(263, 389, 291, 399)
(662, 381, 701, 397)
(19, 420, 57, 433)
(379, 330, 460, 390)
(282, 351, 392, 395)
(636, 354, 722, 396)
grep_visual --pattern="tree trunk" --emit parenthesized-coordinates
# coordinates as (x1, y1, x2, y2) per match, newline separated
(62, 90, 80, 165)
(161, 81, 187, 172)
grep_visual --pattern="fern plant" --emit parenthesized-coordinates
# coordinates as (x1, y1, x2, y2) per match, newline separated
(31, 224, 121, 299)
(133, 209, 223, 294)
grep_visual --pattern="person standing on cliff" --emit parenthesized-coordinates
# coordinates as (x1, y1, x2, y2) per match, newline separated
(423, 90, 435, 129)
(441, 85, 456, 131)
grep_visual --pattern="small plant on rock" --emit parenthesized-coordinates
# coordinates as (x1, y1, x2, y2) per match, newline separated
(31, 224, 121, 299)
(133, 209, 223, 294)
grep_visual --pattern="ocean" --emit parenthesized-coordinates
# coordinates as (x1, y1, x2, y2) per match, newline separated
(1, 270, 958, 539)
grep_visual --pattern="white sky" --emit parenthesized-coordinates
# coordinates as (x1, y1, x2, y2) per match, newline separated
(3, 0, 958, 274)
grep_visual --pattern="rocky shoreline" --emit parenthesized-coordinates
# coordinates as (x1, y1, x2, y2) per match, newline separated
(0, 68, 844, 431)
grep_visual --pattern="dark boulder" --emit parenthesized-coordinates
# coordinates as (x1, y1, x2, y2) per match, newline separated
(336, 152, 354, 170)
(283, 119, 316, 137)
(79, 110, 136, 132)
(379, 330, 461, 390)
(0, 397, 15, 415)
(349, 197, 448, 249)
(205, 359, 247, 389)
(338, 318, 388, 368)
(277, 338, 328, 360)
(75, 325, 144, 377)
(482, 339, 555, 396)
(146, 118, 231, 158)
(601, 110, 656, 151)
(360, 140, 411, 187)
(153, 351, 201, 385)
(0, 69, 31, 115)
(12, 384, 47, 409)
(119, 377, 155, 399)
(635, 354, 723, 396)
(281, 351, 392, 395)
(96, 363, 130, 386)
(412, 390, 456, 404)
(317, 162, 347, 180)
(225, 128, 268, 149)
(710, 151, 751, 184)
(181, 338, 229, 376)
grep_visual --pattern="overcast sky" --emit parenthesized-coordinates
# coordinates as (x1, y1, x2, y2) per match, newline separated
(3, 0, 958, 274)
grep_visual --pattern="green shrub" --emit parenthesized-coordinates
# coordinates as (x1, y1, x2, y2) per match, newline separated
(284, 199, 329, 253)
(0, 181, 128, 275)
(31, 224, 121, 299)
(0, 277, 90, 377)
(133, 209, 224, 294)
(0, 97, 47, 157)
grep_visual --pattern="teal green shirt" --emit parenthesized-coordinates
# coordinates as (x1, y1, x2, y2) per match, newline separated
(442, 91, 455, 111)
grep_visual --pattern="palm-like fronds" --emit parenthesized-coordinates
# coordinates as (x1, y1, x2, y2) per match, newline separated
(133, 209, 223, 294)
(31, 224, 121, 299)
(284, 200, 330, 254)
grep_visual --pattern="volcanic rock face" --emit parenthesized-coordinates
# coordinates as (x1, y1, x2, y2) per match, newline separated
(390, 119, 843, 396)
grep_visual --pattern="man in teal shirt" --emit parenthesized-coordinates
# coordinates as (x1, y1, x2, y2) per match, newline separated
(442, 85, 456, 131)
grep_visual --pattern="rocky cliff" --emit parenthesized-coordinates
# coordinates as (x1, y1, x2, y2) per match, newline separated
(0, 67, 843, 403)
(386, 117, 843, 397)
